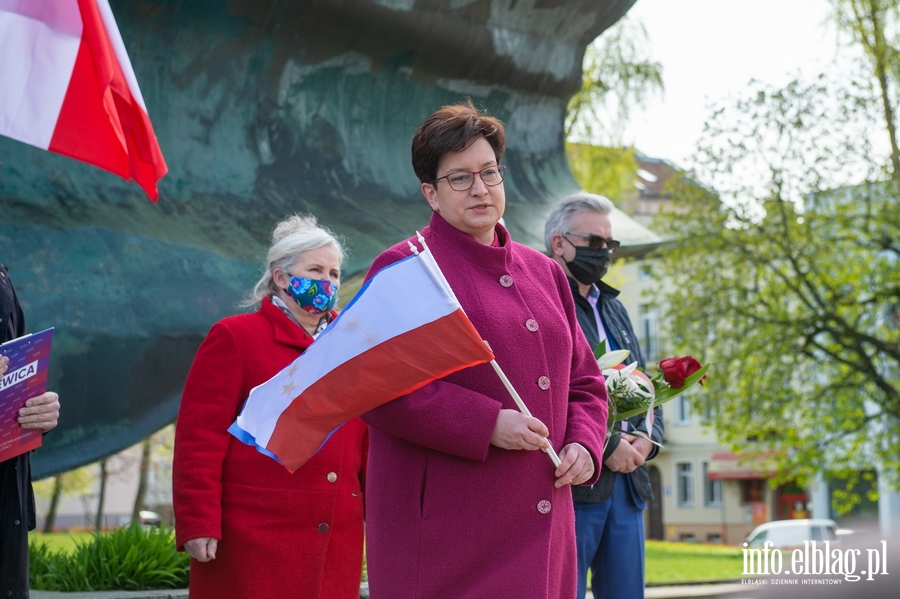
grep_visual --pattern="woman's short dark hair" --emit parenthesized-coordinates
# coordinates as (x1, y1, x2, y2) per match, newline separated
(411, 99, 506, 184)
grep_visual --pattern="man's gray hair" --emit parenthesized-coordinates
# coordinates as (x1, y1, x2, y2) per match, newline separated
(544, 192, 614, 253)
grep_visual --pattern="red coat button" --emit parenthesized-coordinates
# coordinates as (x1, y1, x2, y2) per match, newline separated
(318, 523, 330, 533)
(538, 376, 550, 390)
(499, 274, 513, 287)
(537, 500, 552, 514)
(525, 319, 539, 332)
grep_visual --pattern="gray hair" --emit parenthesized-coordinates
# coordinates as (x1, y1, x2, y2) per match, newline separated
(241, 214, 345, 307)
(544, 192, 614, 253)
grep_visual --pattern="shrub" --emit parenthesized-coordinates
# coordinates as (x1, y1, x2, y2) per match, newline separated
(28, 541, 57, 586)
(30, 525, 189, 591)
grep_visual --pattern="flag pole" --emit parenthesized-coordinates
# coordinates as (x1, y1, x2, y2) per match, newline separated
(488, 360, 562, 468)
(410, 233, 562, 469)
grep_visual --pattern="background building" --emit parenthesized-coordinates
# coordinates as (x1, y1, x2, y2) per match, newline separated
(615, 152, 881, 543)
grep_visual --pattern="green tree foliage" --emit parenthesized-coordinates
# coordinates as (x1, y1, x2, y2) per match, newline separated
(565, 16, 663, 201)
(831, 0, 900, 186)
(652, 13, 900, 504)
(566, 16, 663, 144)
(33, 467, 94, 533)
(566, 143, 638, 200)
(132, 425, 175, 524)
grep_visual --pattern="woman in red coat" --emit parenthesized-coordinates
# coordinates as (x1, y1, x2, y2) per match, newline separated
(173, 215, 367, 599)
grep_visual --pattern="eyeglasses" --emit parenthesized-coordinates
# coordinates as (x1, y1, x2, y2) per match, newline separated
(563, 232, 620, 254)
(430, 165, 506, 191)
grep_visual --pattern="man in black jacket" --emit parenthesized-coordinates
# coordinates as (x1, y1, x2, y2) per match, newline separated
(1, 263, 61, 599)
(545, 193, 664, 599)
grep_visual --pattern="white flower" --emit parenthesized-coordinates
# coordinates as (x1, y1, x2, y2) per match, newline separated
(602, 362, 656, 400)
(596, 349, 631, 370)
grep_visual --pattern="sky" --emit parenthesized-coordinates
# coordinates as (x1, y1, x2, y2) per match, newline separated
(621, 0, 846, 168)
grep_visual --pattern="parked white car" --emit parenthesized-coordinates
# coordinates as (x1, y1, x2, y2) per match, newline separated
(744, 519, 853, 549)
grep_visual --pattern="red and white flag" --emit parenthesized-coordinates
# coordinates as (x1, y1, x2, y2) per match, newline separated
(0, 0, 167, 200)
(229, 242, 495, 473)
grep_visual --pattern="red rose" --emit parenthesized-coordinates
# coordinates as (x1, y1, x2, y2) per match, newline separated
(658, 356, 703, 389)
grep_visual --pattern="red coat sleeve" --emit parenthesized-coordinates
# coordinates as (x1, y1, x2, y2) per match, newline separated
(172, 320, 246, 550)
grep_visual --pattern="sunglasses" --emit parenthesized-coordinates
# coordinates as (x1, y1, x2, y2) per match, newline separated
(563, 232, 621, 253)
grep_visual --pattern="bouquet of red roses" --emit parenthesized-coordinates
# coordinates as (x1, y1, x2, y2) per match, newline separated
(596, 344, 708, 425)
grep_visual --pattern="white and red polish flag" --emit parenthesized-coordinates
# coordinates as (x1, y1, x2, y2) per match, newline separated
(229, 241, 495, 473)
(0, 0, 167, 201)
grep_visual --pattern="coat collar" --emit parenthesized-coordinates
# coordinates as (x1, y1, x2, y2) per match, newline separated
(425, 211, 512, 270)
(567, 277, 621, 302)
(260, 296, 322, 351)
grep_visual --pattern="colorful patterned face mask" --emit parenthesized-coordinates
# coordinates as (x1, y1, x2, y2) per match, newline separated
(285, 276, 338, 314)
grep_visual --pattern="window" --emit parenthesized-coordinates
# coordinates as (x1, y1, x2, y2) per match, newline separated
(675, 394, 691, 424)
(638, 263, 653, 281)
(677, 462, 694, 507)
(638, 303, 658, 362)
(741, 479, 765, 504)
(702, 396, 716, 422)
(703, 462, 722, 507)
(746, 529, 768, 548)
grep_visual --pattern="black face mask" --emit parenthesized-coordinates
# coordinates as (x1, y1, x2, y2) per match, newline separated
(566, 246, 610, 286)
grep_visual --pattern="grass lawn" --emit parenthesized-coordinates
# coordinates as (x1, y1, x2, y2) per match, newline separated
(645, 540, 745, 583)
(28, 531, 95, 554)
(31, 533, 742, 585)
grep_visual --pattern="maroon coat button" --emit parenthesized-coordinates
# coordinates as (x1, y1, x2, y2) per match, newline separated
(525, 319, 539, 332)
(318, 523, 330, 533)
(499, 274, 513, 287)
(537, 500, 552, 514)
(537, 376, 550, 390)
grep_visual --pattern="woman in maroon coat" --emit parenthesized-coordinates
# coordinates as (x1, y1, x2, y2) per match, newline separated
(362, 103, 608, 598)
(173, 215, 367, 599)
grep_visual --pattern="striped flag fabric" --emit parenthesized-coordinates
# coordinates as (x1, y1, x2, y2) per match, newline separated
(0, 0, 167, 200)
(229, 243, 495, 473)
